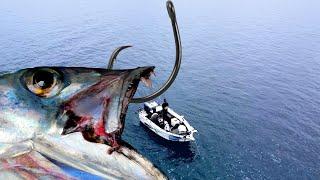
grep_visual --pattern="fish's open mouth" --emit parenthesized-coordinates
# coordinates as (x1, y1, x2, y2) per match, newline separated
(121, 66, 155, 118)
(60, 66, 154, 146)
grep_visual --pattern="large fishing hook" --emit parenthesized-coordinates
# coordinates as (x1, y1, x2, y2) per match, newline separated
(107, 0, 182, 103)
(107, 45, 132, 69)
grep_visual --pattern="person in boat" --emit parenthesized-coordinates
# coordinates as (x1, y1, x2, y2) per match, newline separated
(150, 107, 159, 124)
(161, 99, 171, 125)
(162, 99, 169, 110)
(158, 118, 164, 129)
(149, 107, 165, 129)
(144, 104, 152, 118)
(164, 121, 170, 132)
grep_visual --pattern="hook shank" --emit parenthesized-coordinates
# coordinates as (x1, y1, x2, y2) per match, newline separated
(131, 0, 182, 103)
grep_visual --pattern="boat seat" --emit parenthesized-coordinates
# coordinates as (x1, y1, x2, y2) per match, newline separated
(171, 118, 180, 127)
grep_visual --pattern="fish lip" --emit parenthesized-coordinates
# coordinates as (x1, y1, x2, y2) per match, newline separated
(60, 66, 155, 141)
(34, 132, 167, 179)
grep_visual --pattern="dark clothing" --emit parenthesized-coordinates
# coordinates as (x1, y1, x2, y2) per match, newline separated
(152, 107, 157, 113)
(162, 102, 169, 109)
(162, 109, 171, 126)
(162, 99, 169, 109)
(144, 104, 151, 113)
(171, 123, 179, 130)
(150, 113, 159, 124)
(159, 120, 164, 129)
(161, 99, 170, 125)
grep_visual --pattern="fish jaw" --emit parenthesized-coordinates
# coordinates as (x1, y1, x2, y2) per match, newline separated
(0, 66, 154, 145)
(34, 132, 166, 180)
(59, 66, 154, 148)
(0, 133, 167, 180)
(0, 66, 166, 179)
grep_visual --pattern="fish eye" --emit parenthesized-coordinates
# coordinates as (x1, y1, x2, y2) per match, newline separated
(24, 68, 63, 98)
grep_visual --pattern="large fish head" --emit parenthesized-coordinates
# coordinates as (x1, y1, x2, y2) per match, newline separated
(0, 66, 167, 179)
(0, 66, 154, 144)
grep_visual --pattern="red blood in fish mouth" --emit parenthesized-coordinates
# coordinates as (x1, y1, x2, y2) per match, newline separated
(61, 67, 154, 154)
(61, 79, 124, 153)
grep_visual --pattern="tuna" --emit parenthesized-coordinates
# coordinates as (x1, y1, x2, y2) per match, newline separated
(0, 66, 166, 179)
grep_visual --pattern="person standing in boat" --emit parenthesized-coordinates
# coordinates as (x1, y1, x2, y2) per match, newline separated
(162, 99, 171, 126)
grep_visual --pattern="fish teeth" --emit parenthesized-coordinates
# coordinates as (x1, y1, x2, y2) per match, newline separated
(127, 82, 134, 91)
(150, 70, 156, 77)
(140, 77, 152, 88)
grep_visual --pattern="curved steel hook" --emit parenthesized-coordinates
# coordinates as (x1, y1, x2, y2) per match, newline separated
(106, 1, 181, 103)
(107, 45, 132, 69)
(131, 0, 182, 103)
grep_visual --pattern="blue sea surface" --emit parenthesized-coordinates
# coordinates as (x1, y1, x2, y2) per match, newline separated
(1, 0, 320, 179)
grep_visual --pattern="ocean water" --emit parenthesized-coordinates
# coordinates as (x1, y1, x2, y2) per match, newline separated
(1, 0, 320, 179)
